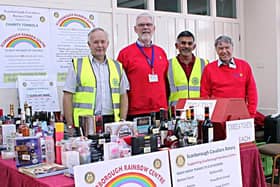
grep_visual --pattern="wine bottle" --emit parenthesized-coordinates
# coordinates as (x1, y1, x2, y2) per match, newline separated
(202, 106, 214, 143)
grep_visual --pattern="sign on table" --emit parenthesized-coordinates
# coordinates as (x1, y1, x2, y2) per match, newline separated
(226, 118, 255, 144)
(74, 150, 172, 187)
(17, 76, 60, 111)
(169, 139, 242, 187)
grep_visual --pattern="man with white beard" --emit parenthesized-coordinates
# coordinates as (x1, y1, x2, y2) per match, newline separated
(117, 13, 169, 121)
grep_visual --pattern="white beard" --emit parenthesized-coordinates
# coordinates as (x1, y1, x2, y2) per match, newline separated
(140, 33, 152, 44)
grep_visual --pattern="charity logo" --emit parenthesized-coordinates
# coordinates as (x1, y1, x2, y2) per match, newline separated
(57, 13, 94, 28)
(1, 33, 45, 48)
(105, 172, 156, 187)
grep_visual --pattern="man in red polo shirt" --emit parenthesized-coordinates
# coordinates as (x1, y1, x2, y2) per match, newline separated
(117, 13, 169, 120)
(200, 35, 258, 117)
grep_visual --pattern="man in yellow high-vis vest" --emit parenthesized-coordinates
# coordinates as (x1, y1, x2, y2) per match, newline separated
(168, 31, 208, 107)
(63, 27, 129, 136)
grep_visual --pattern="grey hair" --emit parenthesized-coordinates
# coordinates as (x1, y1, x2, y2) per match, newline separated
(88, 27, 108, 42)
(214, 35, 234, 47)
(136, 13, 154, 24)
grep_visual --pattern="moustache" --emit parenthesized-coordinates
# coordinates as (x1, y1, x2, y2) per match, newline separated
(182, 48, 192, 52)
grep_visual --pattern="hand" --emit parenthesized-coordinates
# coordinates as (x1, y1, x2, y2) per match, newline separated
(66, 125, 76, 137)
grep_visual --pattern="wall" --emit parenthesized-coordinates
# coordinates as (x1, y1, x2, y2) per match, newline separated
(243, 0, 280, 114)
(0, 0, 242, 114)
(0, 0, 114, 114)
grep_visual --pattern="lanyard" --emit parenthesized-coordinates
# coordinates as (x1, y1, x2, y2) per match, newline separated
(136, 42, 155, 70)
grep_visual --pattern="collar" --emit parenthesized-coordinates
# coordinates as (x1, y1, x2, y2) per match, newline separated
(90, 55, 107, 64)
(218, 58, 236, 69)
(177, 54, 195, 65)
(136, 40, 152, 47)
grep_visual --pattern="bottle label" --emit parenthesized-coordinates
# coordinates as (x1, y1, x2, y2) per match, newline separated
(188, 137, 197, 144)
(208, 127, 214, 142)
(169, 135, 178, 142)
(143, 147, 151, 153)
(160, 130, 168, 145)
(152, 128, 159, 134)
(22, 154, 30, 160)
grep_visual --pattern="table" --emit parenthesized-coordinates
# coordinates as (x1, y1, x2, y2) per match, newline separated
(240, 142, 267, 187)
(0, 143, 266, 187)
(0, 157, 74, 187)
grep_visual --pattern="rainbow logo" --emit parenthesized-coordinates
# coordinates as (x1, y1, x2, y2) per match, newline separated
(2, 34, 44, 48)
(105, 172, 156, 187)
(59, 16, 92, 28)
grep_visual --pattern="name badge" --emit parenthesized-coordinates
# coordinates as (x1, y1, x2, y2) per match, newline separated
(148, 74, 158, 82)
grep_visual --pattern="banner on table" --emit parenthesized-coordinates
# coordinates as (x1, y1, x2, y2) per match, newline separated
(73, 150, 172, 187)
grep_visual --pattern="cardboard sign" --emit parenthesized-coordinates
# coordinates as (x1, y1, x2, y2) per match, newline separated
(73, 150, 172, 187)
(169, 139, 242, 187)
(226, 118, 255, 144)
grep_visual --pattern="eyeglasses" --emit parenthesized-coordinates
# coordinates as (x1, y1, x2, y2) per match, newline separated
(137, 23, 154, 27)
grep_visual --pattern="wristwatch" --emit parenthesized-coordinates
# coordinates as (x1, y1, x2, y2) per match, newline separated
(67, 124, 74, 129)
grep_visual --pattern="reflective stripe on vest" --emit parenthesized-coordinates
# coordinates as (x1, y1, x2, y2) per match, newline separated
(168, 57, 207, 106)
(72, 57, 121, 127)
(110, 60, 122, 122)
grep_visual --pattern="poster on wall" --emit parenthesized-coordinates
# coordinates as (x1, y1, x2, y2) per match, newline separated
(49, 9, 97, 85)
(0, 5, 50, 88)
(73, 150, 172, 187)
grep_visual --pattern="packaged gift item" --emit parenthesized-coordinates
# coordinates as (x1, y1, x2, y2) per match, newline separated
(15, 136, 42, 167)
(104, 121, 137, 138)
(0, 124, 16, 145)
(18, 163, 68, 178)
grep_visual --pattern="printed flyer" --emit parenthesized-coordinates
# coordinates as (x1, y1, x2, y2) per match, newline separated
(0, 5, 50, 88)
(169, 139, 242, 187)
(49, 9, 97, 85)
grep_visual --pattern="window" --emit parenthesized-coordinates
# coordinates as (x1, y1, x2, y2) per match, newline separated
(216, 0, 237, 18)
(187, 0, 210, 16)
(155, 0, 181, 13)
(117, 0, 147, 9)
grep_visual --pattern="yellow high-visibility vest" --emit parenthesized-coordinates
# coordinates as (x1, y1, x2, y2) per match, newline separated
(168, 57, 208, 106)
(72, 57, 121, 127)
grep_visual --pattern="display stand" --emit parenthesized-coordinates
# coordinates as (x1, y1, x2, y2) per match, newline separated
(176, 98, 250, 140)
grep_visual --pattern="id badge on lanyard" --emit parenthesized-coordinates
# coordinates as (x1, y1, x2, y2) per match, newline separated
(136, 43, 159, 83)
(149, 69, 158, 82)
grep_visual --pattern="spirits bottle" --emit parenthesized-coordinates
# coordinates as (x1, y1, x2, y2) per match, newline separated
(25, 105, 32, 125)
(174, 110, 187, 147)
(9, 104, 14, 119)
(164, 120, 178, 148)
(159, 108, 168, 147)
(148, 112, 159, 147)
(188, 107, 198, 145)
(45, 136, 55, 164)
(202, 106, 214, 143)
(19, 111, 29, 137)
(148, 112, 159, 135)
